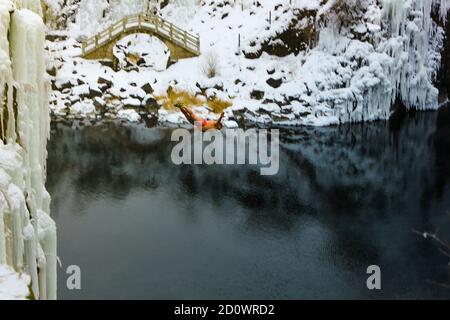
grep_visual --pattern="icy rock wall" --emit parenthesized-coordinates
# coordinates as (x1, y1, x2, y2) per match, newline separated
(313, 0, 450, 123)
(0, 0, 56, 300)
(438, 14, 450, 101)
(40, 0, 82, 29)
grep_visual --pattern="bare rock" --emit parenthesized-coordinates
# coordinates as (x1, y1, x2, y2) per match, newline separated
(141, 83, 154, 95)
(250, 89, 265, 100)
(266, 78, 283, 88)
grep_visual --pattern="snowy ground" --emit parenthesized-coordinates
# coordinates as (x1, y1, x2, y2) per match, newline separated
(114, 33, 170, 71)
(46, 0, 450, 128)
(0, 265, 30, 300)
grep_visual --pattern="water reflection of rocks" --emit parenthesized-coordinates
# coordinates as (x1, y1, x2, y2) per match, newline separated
(47, 107, 450, 299)
(47, 108, 450, 232)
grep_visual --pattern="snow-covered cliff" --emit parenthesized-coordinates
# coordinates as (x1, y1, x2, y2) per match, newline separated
(0, 0, 56, 300)
(46, 0, 450, 127)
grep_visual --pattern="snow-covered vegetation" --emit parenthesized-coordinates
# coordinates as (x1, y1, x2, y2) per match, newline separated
(1, 0, 56, 300)
(45, 0, 450, 127)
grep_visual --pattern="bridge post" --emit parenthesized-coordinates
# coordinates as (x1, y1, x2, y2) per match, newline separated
(184, 31, 187, 48)
(138, 15, 141, 29)
(170, 24, 173, 41)
(95, 35, 99, 47)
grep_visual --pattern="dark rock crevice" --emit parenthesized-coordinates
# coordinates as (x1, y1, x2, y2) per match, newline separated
(437, 13, 450, 103)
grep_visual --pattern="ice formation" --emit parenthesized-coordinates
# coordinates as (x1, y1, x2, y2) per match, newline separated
(231, 0, 449, 124)
(0, 0, 56, 300)
(297, 0, 450, 123)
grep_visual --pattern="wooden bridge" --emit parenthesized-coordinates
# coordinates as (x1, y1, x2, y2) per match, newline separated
(80, 13, 200, 66)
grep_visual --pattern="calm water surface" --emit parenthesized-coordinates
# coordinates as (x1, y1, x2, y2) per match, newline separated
(47, 107, 450, 299)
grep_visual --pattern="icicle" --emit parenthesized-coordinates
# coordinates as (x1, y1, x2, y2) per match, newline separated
(0, 0, 56, 300)
(0, 1, 14, 142)
(310, 0, 449, 124)
(0, 171, 10, 265)
(435, 0, 450, 22)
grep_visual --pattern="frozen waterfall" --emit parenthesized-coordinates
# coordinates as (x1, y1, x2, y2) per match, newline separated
(0, 0, 56, 300)
(311, 0, 450, 123)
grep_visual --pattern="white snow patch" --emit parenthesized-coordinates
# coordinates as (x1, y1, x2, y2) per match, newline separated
(118, 109, 141, 122)
(0, 265, 30, 300)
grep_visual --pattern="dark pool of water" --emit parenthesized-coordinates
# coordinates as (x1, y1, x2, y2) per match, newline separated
(46, 107, 450, 300)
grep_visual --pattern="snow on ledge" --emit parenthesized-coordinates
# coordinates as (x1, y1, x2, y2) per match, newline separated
(118, 109, 141, 122)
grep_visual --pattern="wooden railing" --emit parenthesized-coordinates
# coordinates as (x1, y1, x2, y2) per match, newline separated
(81, 13, 200, 57)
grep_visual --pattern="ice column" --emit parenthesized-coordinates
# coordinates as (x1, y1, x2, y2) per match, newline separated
(0, 0, 56, 300)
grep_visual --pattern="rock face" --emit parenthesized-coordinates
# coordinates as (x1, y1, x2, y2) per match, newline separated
(42, 0, 81, 30)
(437, 12, 450, 102)
(244, 8, 317, 59)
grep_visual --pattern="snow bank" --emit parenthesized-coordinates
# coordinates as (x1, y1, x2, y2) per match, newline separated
(0, 264, 30, 300)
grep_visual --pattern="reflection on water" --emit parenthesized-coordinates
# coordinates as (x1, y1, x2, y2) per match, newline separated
(47, 107, 450, 299)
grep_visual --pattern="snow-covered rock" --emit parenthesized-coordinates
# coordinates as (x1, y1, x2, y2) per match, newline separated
(118, 109, 141, 122)
(114, 33, 170, 71)
(71, 100, 96, 116)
